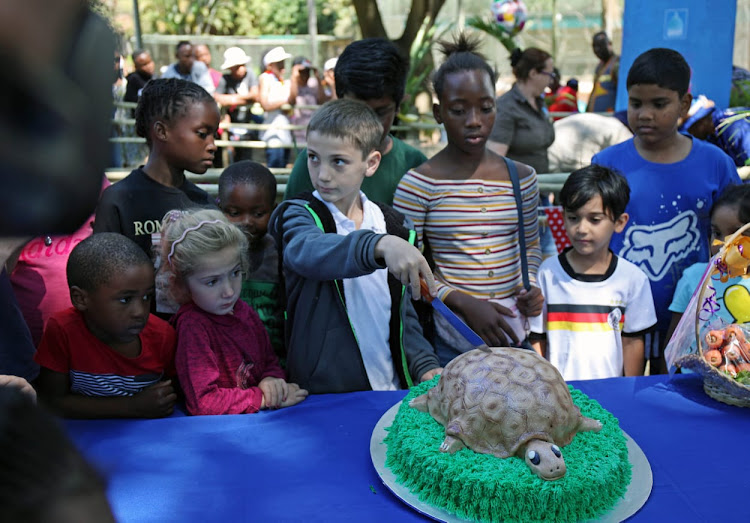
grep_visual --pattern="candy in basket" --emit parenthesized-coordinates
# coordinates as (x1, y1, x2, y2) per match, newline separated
(664, 224, 750, 407)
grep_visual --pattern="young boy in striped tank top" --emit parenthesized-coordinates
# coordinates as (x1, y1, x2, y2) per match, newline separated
(393, 34, 544, 366)
(35, 233, 178, 418)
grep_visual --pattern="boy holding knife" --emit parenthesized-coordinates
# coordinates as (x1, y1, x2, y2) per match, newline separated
(270, 99, 442, 394)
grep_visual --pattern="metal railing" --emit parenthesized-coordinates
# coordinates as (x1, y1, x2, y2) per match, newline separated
(104, 167, 572, 200)
(111, 100, 598, 151)
(110, 100, 608, 193)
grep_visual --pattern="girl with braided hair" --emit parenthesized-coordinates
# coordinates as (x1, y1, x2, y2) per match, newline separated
(94, 78, 219, 257)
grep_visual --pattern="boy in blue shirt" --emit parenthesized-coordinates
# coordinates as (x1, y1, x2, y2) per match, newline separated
(271, 99, 441, 394)
(593, 48, 740, 373)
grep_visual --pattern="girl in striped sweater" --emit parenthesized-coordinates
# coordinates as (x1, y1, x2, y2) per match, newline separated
(393, 34, 544, 365)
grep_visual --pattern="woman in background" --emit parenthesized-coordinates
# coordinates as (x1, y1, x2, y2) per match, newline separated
(488, 47, 556, 175)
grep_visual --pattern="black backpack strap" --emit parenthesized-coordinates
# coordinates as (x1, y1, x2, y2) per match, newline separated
(374, 202, 410, 241)
(292, 191, 337, 233)
(376, 201, 436, 352)
(375, 201, 420, 388)
(504, 157, 531, 291)
(273, 190, 338, 306)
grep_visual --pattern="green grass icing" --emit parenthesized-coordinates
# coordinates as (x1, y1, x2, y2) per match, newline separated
(384, 378, 631, 522)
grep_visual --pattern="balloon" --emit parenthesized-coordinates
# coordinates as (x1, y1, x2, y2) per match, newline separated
(490, 0, 528, 36)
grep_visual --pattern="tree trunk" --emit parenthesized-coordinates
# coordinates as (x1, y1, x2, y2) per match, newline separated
(601, 0, 621, 36)
(351, 0, 387, 39)
(307, 0, 318, 66)
(351, 0, 447, 57)
(395, 0, 447, 56)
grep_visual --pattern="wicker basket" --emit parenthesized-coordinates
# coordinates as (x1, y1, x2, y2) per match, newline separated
(676, 223, 750, 407)
(679, 354, 750, 407)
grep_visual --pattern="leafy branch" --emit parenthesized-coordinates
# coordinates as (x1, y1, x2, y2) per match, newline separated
(466, 16, 518, 53)
(399, 16, 449, 119)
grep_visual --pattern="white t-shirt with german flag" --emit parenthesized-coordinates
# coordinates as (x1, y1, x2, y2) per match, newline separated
(529, 249, 657, 380)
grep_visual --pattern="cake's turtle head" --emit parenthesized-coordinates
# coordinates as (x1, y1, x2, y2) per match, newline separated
(524, 439, 566, 480)
(410, 347, 602, 481)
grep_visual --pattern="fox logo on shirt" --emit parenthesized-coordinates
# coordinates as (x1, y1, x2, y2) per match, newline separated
(620, 211, 701, 281)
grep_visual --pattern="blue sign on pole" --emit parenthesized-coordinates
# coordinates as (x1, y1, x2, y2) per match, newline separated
(616, 0, 737, 111)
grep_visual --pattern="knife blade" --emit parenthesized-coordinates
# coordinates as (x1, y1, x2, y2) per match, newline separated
(420, 280, 490, 353)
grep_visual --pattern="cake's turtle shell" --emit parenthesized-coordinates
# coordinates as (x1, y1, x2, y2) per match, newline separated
(412, 347, 598, 458)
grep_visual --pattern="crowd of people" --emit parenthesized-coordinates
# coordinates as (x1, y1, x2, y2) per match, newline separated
(2, 28, 749, 430)
(3, 0, 750, 516)
(113, 41, 336, 169)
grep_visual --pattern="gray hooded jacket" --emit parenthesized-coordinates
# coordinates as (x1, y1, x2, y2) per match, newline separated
(270, 195, 439, 394)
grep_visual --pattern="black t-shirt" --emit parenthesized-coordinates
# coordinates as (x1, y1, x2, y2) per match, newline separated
(124, 71, 151, 104)
(93, 168, 213, 256)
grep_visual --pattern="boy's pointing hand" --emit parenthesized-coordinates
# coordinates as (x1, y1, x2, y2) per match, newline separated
(374, 235, 436, 300)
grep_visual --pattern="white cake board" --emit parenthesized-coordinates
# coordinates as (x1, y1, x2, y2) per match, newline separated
(370, 402, 652, 523)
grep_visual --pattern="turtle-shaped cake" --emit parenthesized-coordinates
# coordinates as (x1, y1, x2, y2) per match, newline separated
(410, 347, 602, 480)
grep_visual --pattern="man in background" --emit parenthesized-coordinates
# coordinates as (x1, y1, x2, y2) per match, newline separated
(681, 95, 750, 177)
(194, 43, 222, 90)
(121, 49, 155, 166)
(124, 49, 155, 106)
(214, 47, 260, 163)
(322, 57, 338, 101)
(587, 31, 619, 113)
(290, 56, 325, 142)
(162, 40, 215, 94)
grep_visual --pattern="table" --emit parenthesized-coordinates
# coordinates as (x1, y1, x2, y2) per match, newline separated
(65, 374, 750, 522)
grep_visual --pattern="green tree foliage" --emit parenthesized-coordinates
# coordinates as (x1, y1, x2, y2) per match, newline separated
(466, 16, 518, 53)
(730, 80, 750, 107)
(400, 17, 449, 118)
(245, 0, 350, 35)
(88, 0, 113, 19)
(139, 0, 351, 36)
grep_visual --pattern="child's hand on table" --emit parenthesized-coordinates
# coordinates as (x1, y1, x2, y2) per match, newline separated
(279, 382, 308, 407)
(261, 378, 308, 408)
(0, 374, 36, 402)
(134, 379, 177, 418)
(259, 376, 288, 409)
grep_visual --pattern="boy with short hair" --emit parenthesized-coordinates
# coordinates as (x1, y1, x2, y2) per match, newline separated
(593, 47, 740, 373)
(217, 160, 284, 359)
(35, 233, 177, 418)
(530, 165, 657, 380)
(270, 99, 441, 394)
(283, 38, 427, 205)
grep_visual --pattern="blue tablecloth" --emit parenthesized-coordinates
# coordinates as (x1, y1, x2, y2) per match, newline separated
(64, 374, 750, 522)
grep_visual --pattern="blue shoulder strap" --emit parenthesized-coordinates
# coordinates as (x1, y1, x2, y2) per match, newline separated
(504, 157, 531, 291)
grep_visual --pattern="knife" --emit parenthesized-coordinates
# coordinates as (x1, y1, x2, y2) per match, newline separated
(420, 280, 491, 353)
